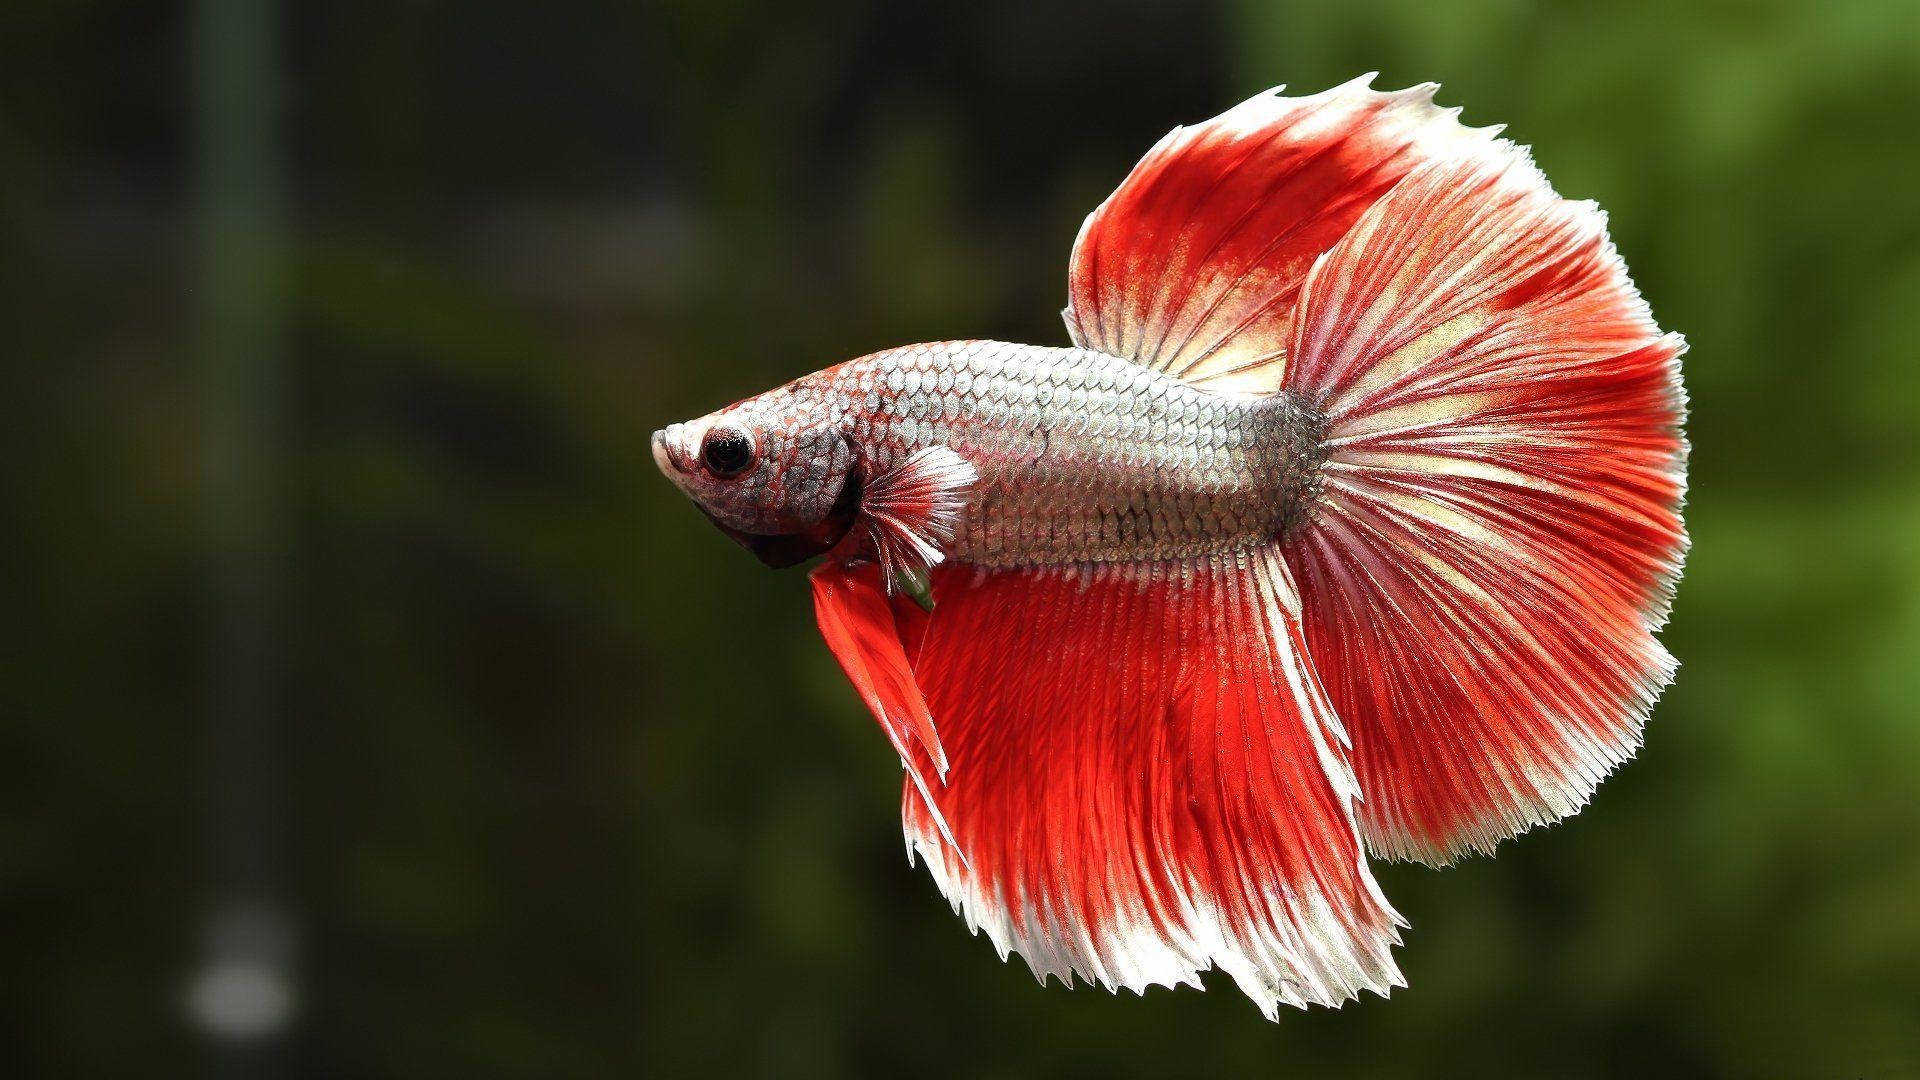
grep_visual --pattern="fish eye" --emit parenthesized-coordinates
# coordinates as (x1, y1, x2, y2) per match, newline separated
(700, 426, 755, 478)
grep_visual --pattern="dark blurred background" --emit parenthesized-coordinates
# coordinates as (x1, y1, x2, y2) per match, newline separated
(4, 0, 1918, 1076)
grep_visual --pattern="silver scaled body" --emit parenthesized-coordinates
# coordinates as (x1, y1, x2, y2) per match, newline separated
(808, 341, 1325, 567)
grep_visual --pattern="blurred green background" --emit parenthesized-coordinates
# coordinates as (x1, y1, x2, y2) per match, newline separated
(4, 0, 1918, 1076)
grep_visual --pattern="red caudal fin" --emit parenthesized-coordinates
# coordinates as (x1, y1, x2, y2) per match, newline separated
(811, 562, 958, 853)
(1283, 143, 1688, 865)
(884, 550, 1403, 1016)
(1063, 76, 1497, 394)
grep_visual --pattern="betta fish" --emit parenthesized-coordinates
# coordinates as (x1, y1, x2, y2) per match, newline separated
(653, 77, 1687, 1017)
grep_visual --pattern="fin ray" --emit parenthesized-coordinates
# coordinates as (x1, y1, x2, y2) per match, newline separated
(1283, 143, 1688, 865)
(857, 445, 978, 584)
(1064, 76, 1497, 394)
(873, 550, 1403, 1016)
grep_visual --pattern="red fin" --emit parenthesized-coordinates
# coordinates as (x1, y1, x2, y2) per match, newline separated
(857, 445, 978, 583)
(1283, 143, 1688, 865)
(897, 550, 1402, 1017)
(810, 562, 959, 853)
(1063, 76, 1496, 394)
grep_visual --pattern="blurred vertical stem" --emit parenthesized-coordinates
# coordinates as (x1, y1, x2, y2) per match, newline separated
(195, 0, 295, 1072)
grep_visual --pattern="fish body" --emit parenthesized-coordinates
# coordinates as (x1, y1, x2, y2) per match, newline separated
(656, 341, 1326, 568)
(652, 77, 1687, 1017)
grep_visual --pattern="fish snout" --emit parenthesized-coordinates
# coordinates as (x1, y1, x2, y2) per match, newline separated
(652, 425, 692, 477)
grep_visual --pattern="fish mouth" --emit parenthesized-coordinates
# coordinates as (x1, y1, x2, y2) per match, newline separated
(651, 427, 689, 475)
(699, 464, 865, 569)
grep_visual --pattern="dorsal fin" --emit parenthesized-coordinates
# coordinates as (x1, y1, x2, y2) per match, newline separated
(1063, 75, 1498, 394)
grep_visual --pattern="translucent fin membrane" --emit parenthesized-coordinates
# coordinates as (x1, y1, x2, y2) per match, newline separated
(858, 445, 978, 584)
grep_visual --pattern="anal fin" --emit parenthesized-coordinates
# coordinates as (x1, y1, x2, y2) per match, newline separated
(879, 549, 1403, 1016)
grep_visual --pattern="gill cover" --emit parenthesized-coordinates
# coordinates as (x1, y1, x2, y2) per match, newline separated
(701, 460, 862, 568)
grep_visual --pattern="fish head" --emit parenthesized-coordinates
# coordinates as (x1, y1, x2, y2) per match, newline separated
(652, 389, 860, 568)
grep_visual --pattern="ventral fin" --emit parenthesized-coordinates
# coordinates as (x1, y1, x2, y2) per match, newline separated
(857, 445, 978, 586)
(810, 561, 961, 856)
(1063, 75, 1497, 395)
(895, 549, 1403, 1017)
